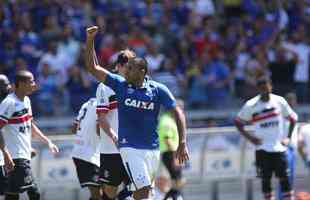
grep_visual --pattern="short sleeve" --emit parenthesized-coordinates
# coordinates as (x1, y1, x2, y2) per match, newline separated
(157, 83, 176, 110)
(96, 84, 110, 114)
(236, 103, 252, 123)
(76, 102, 88, 122)
(0, 98, 14, 128)
(280, 98, 298, 122)
(104, 73, 125, 94)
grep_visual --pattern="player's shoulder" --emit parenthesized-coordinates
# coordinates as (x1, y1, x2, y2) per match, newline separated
(109, 73, 126, 82)
(24, 96, 31, 103)
(82, 98, 97, 108)
(148, 79, 169, 91)
(98, 83, 115, 94)
(270, 94, 287, 104)
(244, 95, 260, 107)
(1, 93, 16, 106)
(97, 83, 116, 96)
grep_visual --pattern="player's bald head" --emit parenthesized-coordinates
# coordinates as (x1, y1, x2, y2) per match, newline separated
(0, 74, 11, 100)
(0, 74, 10, 85)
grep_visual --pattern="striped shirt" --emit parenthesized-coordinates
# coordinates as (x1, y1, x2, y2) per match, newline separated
(0, 93, 33, 160)
(236, 94, 297, 152)
(96, 83, 119, 154)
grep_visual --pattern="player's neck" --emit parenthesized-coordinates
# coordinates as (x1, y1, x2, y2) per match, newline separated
(260, 94, 270, 102)
(15, 90, 26, 101)
(132, 79, 144, 88)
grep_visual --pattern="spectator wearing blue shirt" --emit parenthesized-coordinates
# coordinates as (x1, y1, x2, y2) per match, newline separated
(85, 26, 189, 200)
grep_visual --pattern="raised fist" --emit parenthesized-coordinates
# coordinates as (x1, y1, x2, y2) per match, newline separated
(86, 26, 99, 38)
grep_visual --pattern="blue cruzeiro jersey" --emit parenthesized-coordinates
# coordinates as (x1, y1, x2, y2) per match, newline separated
(105, 73, 176, 149)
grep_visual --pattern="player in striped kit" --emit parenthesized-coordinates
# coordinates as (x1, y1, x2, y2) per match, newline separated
(235, 76, 297, 200)
(71, 98, 101, 200)
(0, 70, 59, 200)
(0, 74, 12, 196)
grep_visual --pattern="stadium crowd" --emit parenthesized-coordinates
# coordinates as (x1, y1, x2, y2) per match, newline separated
(0, 0, 309, 116)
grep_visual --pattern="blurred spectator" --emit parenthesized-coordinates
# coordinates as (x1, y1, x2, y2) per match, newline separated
(268, 43, 298, 96)
(41, 15, 61, 43)
(128, 26, 148, 56)
(0, 0, 309, 117)
(282, 25, 310, 103)
(36, 63, 57, 116)
(202, 51, 231, 107)
(38, 40, 68, 87)
(57, 24, 80, 69)
(145, 43, 165, 74)
(66, 66, 94, 113)
(234, 39, 250, 99)
(153, 58, 185, 98)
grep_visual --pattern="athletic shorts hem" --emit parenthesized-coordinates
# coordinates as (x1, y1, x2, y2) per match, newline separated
(80, 182, 101, 188)
(72, 158, 100, 188)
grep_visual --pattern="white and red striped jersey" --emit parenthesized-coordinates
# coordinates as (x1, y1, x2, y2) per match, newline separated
(0, 93, 33, 160)
(71, 98, 101, 166)
(96, 83, 119, 154)
(236, 94, 298, 152)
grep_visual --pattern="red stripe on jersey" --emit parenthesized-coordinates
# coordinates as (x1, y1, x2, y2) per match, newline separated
(96, 108, 109, 114)
(0, 119, 7, 128)
(252, 112, 279, 123)
(235, 117, 249, 125)
(109, 101, 118, 110)
(8, 115, 32, 124)
(287, 115, 297, 123)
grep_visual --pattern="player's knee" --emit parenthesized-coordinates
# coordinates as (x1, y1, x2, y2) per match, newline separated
(279, 177, 292, 193)
(103, 185, 118, 199)
(88, 186, 101, 200)
(264, 192, 275, 200)
(5, 193, 19, 200)
(133, 186, 152, 200)
(102, 190, 115, 200)
(262, 178, 272, 194)
(27, 188, 40, 200)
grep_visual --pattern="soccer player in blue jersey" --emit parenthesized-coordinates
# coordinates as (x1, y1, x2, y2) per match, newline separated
(85, 26, 189, 200)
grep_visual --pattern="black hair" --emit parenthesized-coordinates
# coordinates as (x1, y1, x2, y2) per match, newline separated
(116, 52, 129, 65)
(256, 76, 271, 86)
(15, 70, 32, 88)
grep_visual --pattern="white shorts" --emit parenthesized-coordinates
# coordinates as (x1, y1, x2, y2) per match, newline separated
(120, 147, 160, 191)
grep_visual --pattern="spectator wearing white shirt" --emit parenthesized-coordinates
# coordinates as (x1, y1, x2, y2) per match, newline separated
(145, 44, 165, 74)
(282, 25, 310, 103)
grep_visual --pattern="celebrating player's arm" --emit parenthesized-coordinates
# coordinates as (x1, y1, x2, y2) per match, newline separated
(159, 84, 189, 165)
(85, 26, 110, 83)
(31, 121, 59, 154)
(234, 104, 262, 145)
(170, 105, 189, 164)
